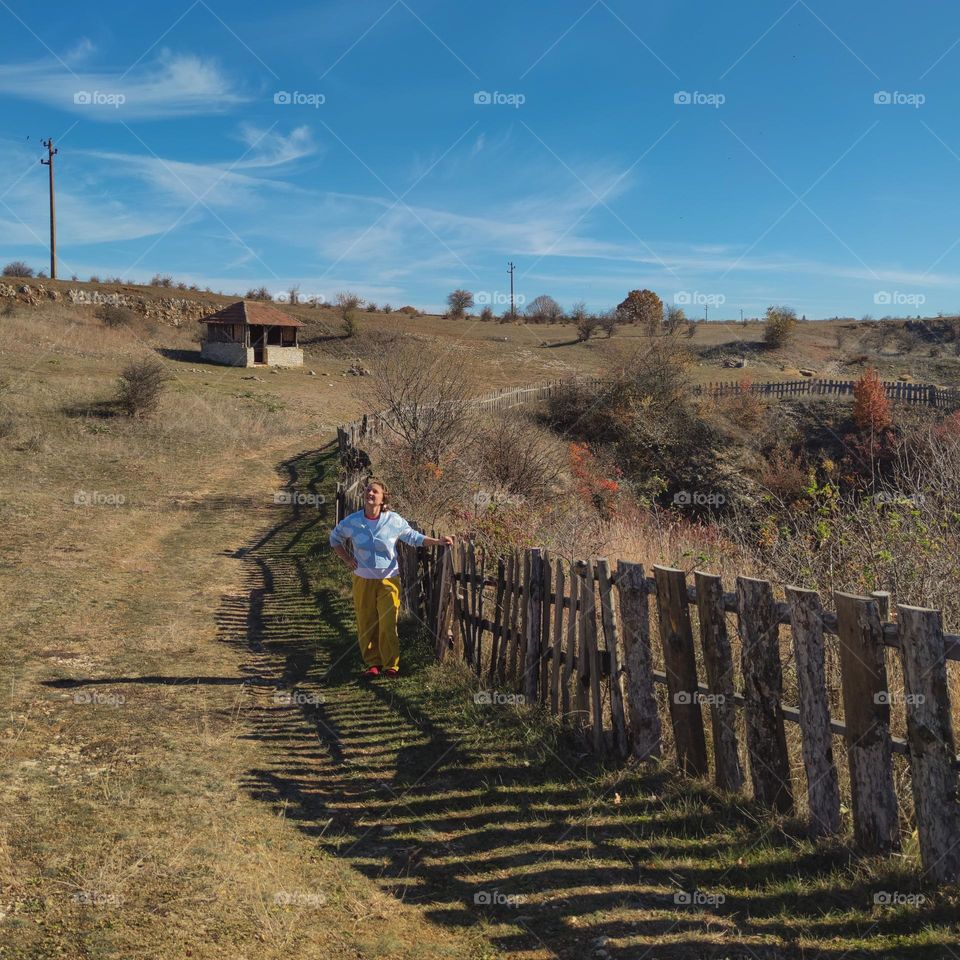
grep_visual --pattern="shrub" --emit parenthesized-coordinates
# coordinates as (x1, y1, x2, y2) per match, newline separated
(89, 276, 100, 284)
(763, 305, 797, 348)
(335, 291, 363, 337)
(446, 289, 474, 319)
(366, 302, 379, 312)
(382, 303, 393, 314)
(479, 305, 494, 322)
(599, 310, 618, 338)
(97, 304, 138, 328)
(150, 274, 174, 288)
(115, 357, 169, 418)
(245, 287, 272, 301)
(2, 261, 34, 278)
(853, 367, 892, 432)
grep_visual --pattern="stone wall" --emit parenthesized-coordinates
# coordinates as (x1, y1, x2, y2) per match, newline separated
(0, 282, 219, 327)
(201, 341, 252, 367)
(264, 345, 304, 368)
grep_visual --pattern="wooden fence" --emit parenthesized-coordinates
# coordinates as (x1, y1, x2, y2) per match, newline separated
(396, 539, 960, 883)
(333, 381, 960, 884)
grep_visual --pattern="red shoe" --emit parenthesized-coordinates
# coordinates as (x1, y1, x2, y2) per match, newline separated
(363, 666, 381, 678)
(383, 668, 399, 678)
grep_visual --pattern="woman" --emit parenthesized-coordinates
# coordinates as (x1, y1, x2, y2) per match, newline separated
(329, 479, 454, 678)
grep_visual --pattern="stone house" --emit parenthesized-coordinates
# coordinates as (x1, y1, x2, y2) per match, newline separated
(199, 300, 304, 367)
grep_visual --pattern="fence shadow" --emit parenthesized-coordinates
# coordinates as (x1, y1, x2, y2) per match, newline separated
(211, 446, 955, 959)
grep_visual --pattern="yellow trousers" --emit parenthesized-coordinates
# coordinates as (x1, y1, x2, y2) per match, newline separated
(352, 575, 402, 670)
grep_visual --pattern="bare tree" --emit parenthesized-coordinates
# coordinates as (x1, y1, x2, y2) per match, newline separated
(526, 294, 564, 323)
(287, 285, 300, 305)
(3, 261, 34, 278)
(446, 289, 474, 319)
(599, 309, 618, 338)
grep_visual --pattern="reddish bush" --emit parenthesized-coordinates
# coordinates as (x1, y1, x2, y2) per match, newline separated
(569, 442, 622, 518)
(853, 367, 892, 433)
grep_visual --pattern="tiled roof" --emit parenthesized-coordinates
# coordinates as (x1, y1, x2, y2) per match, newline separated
(199, 300, 303, 328)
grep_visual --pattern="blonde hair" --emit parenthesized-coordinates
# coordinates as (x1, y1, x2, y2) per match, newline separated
(365, 478, 391, 512)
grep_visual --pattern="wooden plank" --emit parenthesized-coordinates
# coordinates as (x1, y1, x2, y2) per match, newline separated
(523, 549, 544, 703)
(563, 560, 578, 719)
(616, 561, 661, 760)
(454, 542, 469, 665)
(575, 562, 591, 737)
(653, 566, 708, 778)
(898, 605, 960, 882)
(509, 553, 524, 682)
(834, 592, 899, 853)
(694, 571, 744, 793)
(597, 558, 629, 758)
(488, 556, 506, 685)
(501, 553, 517, 681)
(433, 546, 455, 662)
(539, 551, 552, 704)
(550, 560, 565, 715)
(736, 577, 793, 813)
(474, 547, 486, 677)
(582, 558, 604, 754)
(785, 586, 842, 836)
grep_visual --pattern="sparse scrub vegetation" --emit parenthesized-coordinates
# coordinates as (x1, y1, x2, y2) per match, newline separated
(446, 288, 473, 319)
(115, 356, 170, 418)
(3, 260, 34, 278)
(764, 304, 798, 348)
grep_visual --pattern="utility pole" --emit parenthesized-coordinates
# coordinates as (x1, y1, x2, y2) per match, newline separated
(40, 139, 58, 279)
(507, 261, 516, 319)
(704, 304, 708, 322)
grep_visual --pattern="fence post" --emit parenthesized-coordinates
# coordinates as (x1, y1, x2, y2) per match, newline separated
(736, 577, 793, 813)
(523, 549, 544, 703)
(539, 550, 552, 704)
(616, 561, 661, 761)
(834, 592, 899, 854)
(653, 566, 708, 778)
(597, 558, 629, 758)
(897, 605, 960, 882)
(582, 559, 604, 753)
(488, 556, 506, 686)
(563, 560, 578, 720)
(785, 586, 841, 836)
(694, 571, 744, 793)
(433, 545, 455, 661)
(550, 559, 565, 715)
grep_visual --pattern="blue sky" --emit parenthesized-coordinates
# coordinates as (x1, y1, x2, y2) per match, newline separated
(2, 0, 960, 317)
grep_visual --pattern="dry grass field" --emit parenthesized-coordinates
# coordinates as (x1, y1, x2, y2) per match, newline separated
(1, 291, 959, 958)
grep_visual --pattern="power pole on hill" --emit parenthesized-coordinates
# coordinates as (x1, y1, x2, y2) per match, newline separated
(40, 139, 58, 279)
(507, 261, 516, 319)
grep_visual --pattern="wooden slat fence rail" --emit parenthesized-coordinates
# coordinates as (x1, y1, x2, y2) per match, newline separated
(397, 541, 960, 883)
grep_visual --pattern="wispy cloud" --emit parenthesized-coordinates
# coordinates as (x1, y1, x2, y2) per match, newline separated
(0, 50, 247, 119)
